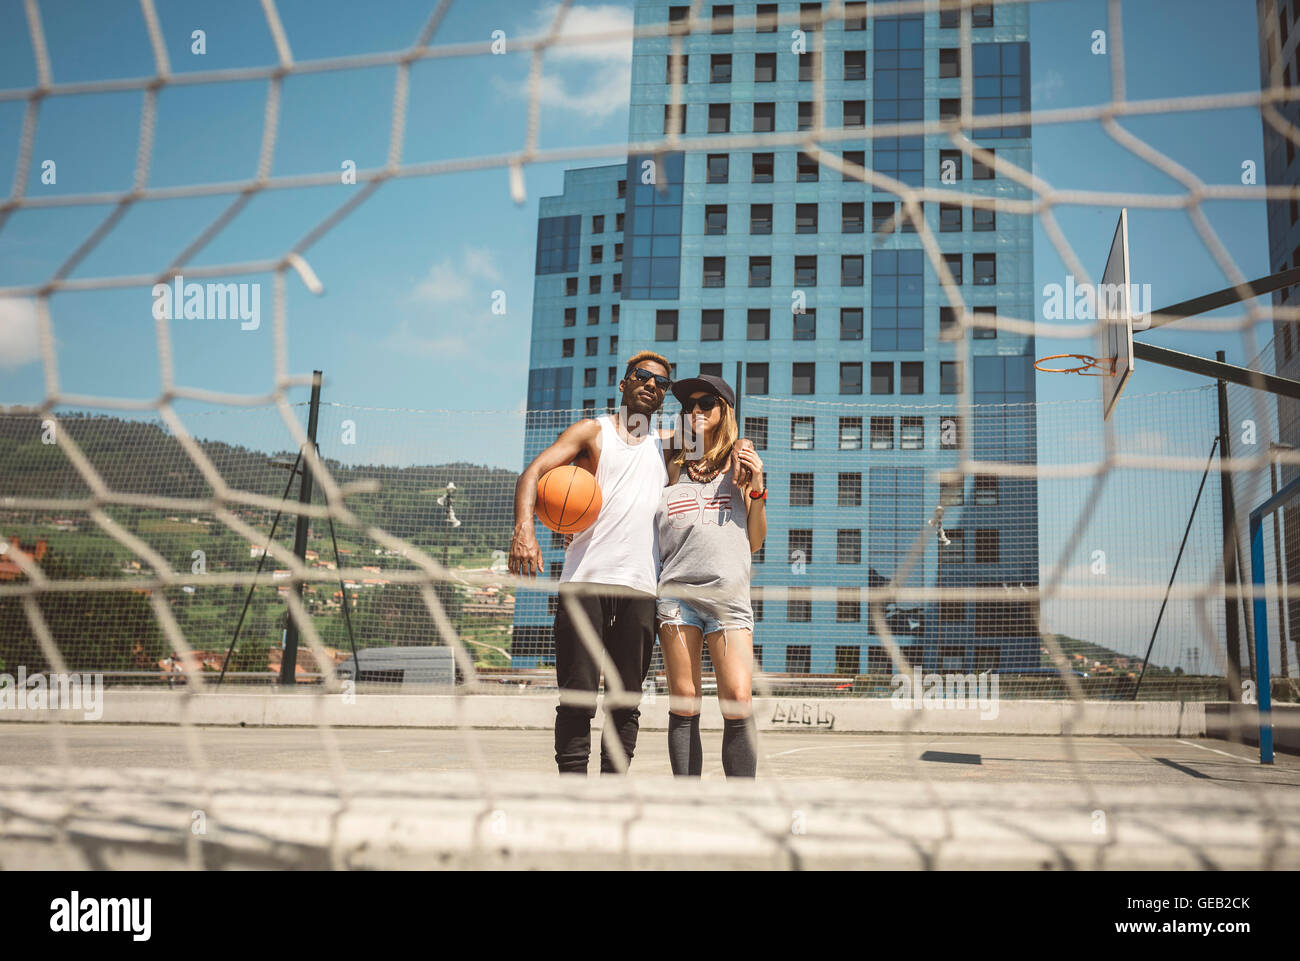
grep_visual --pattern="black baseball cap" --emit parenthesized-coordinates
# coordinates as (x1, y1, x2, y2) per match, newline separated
(671, 374, 735, 409)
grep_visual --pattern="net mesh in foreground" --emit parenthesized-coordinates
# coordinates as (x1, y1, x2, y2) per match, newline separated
(2, 0, 1300, 869)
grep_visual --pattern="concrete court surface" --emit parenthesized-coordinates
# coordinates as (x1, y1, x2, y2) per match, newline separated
(2, 724, 1298, 790)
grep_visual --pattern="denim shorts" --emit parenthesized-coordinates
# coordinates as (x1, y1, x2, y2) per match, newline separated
(656, 597, 752, 635)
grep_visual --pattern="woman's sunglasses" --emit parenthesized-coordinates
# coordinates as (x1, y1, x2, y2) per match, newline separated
(629, 368, 671, 390)
(683, 395, 720, 413)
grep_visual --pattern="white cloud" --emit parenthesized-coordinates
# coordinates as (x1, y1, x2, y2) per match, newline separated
(496, 4, 634, 120)
(0, 298, 42, 371)
(392, 247, 514, 360)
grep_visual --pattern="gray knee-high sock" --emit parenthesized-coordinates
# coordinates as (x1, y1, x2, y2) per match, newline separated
(721, 716, 757, 778)
(668, 713, 702, 776)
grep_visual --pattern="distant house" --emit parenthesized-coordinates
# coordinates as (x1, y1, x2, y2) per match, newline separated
(0, 537, 48, 581)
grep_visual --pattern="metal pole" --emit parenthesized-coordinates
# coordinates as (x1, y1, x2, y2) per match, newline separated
(1269, 444, 1292, 678)
(280, 370, 323, 686)
(1249, 511, 1276, 764)
(1217, 352, 1244, 702)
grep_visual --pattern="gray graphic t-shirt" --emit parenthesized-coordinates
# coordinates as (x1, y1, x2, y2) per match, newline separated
(654, 466, 753, 628)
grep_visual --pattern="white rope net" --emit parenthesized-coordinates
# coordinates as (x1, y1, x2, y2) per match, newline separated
(2, 0, 1299, 869)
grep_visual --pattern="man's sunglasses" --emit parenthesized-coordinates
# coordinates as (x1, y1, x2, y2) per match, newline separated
(628, 368, 671, 390)
(683, 395, 720, 413)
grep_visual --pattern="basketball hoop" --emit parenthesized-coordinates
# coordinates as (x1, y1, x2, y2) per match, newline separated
(1034, 353, 1116, 376)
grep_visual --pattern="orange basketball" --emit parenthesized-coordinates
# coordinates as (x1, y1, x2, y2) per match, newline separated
(537, 465, 602, 534)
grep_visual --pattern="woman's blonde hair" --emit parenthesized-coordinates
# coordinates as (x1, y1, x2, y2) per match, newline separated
(672, 397, 737, 470)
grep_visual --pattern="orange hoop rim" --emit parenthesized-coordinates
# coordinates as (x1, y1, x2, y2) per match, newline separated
(1034, 353, 1115, 376)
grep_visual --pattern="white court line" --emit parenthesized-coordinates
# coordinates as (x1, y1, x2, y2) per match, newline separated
(1176, 739, 1257, 764)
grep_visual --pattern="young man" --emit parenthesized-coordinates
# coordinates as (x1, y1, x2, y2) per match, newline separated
(510, 350, 752, 775)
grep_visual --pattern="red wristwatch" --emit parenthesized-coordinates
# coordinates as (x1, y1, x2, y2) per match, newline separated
(748, 487, 767, 501)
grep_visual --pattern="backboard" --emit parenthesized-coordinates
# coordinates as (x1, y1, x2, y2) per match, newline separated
(1098, 208, 1134, 421)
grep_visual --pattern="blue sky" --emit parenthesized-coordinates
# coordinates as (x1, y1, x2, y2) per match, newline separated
(0, 0, 1275, 453)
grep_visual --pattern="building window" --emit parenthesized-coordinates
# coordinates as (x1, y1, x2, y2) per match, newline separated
(751, 203, 773, 234)
(611, 273, 621, 292)
(973, 253, 996, 285)
(700, 362, 722, 378)
(972, 4, 993, 27)
(843, 100, 866, 128)
(874, 14, 923, 186)
(614, 243, 623, 262)
(583, 367, 597, 388)
(973, 150, 995, 179)
(745, 417, 768, 449)
(974, 474, 998, 505)
(872, 250, 924, 350)
(940, 414, 962, 449)
(588, 305, 600, 325)
(564, 307, 576, 326)
(797, 152, 820, 181)
(615, 211, 624, 231)
(656, 309, 678, 341)
(973, 305, 997, 339)
(844, 50, 867, 80)
(940, 475, 964, 506)
(565, 276, 578, 296)
(749, 256, 772, 287)
(706, 204, 728, 235)
(940, 306, 958, 340)
(799, 50, 820, 81)
(592, 215, 605, 234)
(838, 531, 862, 565)
(664, 104, 686, 134)
(842, 202, 864, 233)
(900, 416, 924, 450)
(792, 362, 816, 394)
(872, 202, 896, 233)
(870, 416, 894, 450)
(900, 362, 924, 394)
(748, 308, 770, 339)
(586, 337, 598, 356)
(790, 472, 815, 507)
(755, 52, 777, 82)
(841, 255, 865, 286)
(939, 98, 960, 122)
(839, 416, 863, 450)
(941, 528, 964, 563)
(789, 529, 813, 566)
(753, 101, 776, 132)
(840, 361, 863, 394)
(939, 47, 960, 78)
(537, 214, 581, 274)
(841, 308, 863, 340)
(756, 2, 778, 33)
(798, 101, 815, 131)
(843, 150, 865, 181)
(753, 153, 774, 182)
(940, 149, 963, 181)
(975, 529, 1000, 563)
(711, 53, 732, 83)
(871, 362, 894, 394)
(795, 255, 818, 286)
(703, 257, 726, 287)
(707, 153, 729, 183)
(973, 42, 1029, 137)
(562, 338, 574, 357)
(617, 179, 626, 198)
(709, 103, 731, 133)
(940, 6, 960, 28)
(973, 207, 995, 231)
(611, 304, 619, 323)
(589, 276, 601, 294)
(944, 253, 963, 284)
(940, 203, 963, 232)
(668, 5, 690, 33)
(940, 360, 961, 394)
(793, 309, 816, 340)
(795, 203, 818, 233)
(607, 366, 617, 386)
(701, 309, 724, 341)
(746, 362, 769, 394)
(787, 597, 812, 627)
(712, 4, 734, 34)
(791, 416, 815, 450)
(845, 1, 867, 30)
(839, 472, 862, 506)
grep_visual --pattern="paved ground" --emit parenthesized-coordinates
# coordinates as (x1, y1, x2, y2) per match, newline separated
(3, 724, 1298, 789)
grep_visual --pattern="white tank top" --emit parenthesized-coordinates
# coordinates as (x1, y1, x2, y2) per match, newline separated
(559, 414, 667, 596)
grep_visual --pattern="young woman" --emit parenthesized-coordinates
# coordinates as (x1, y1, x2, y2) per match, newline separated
(655, 374, 766, 777)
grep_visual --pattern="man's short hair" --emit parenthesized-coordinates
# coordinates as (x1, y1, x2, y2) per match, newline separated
(623, 350, 672, 382)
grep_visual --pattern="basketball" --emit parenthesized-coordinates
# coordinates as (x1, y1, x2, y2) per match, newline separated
(536, 465, 602, 534)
